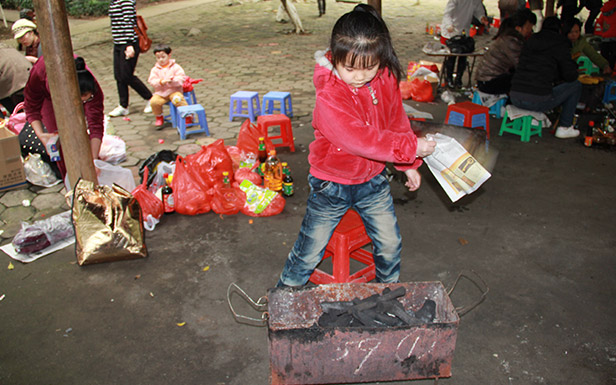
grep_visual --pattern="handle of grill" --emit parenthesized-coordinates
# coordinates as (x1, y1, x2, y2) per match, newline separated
(447, 270, 489, 317)
(227, 282, 269, 327)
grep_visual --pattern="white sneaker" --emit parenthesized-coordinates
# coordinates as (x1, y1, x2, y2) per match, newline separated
(109, 105, 129, 117)
(555, 126, 580, 139)
(143, 103, 152, 114)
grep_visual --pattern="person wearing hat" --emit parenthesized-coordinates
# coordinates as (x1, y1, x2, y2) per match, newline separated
(11, 18, 41, 64)
(0, 42, 32, 112)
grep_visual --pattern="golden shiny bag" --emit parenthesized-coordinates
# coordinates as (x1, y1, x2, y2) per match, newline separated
(72, 179, 147, 266)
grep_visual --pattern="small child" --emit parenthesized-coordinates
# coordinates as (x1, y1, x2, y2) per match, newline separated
(276, 4, 436, 287)
(147, 44, 189, 128)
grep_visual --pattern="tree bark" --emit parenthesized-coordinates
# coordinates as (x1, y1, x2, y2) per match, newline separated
(279, 0, 305, 34)
(33, 0, 97, 186)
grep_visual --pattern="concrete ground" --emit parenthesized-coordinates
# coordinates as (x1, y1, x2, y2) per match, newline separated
(1, 0, 615, 384)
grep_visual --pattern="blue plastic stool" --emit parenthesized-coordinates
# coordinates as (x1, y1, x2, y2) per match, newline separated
(229, 91, 260, 122)
(176, 104, 209, 140)
(261, 91, 293, 117)
(499, 110, 542, 142)
(603, 81, 616, 104)
(472, 90, 507, 119)
(165, 91, 198, 128)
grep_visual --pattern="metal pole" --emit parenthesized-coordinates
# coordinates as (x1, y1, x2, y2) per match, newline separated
(32, 0, 97, 186)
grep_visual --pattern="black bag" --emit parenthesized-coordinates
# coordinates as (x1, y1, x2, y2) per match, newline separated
(446, 34, 475, 54)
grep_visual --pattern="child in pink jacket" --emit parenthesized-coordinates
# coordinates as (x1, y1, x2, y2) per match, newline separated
(147, 44, 189, 128)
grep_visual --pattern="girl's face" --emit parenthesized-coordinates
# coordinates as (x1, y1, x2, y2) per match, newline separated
(17, 31, 36, 47)
(155, 51, 171, 67)
(335, 55, 380, 89)
(567, 24, 580, 43)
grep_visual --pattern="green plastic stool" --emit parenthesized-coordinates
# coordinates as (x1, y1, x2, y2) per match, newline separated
(576, 56, 600, 75)
(499, 110, 543, 142)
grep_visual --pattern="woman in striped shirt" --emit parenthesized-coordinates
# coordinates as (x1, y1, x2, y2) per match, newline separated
(108, 0, 153, 117)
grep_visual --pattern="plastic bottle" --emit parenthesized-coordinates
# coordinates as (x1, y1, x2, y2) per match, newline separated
(222, 171, 231, 188)
(257, 137, 267, 176)
(281, 162, 294, 197)
(161, 181, 174, 214)
(263, 149, 282, 192)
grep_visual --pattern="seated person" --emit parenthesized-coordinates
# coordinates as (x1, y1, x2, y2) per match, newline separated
(510, 16, 582, 139)
(563, 18, 611, 74)
(0, 43, 32, 112)
(476, 9, 537, 95)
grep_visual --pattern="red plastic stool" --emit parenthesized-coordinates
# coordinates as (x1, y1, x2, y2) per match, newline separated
(257, 114, 295, 152)
(445, 101, 490, 139)
(309, 210, 376, 285)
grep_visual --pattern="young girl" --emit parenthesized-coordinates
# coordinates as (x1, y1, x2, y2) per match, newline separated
(276, 4, 436, 287)
(147, 44, 189, 128)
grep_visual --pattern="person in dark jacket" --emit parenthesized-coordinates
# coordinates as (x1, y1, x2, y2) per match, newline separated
(510, 16, 582, 139)
(581, 0, 603, 34)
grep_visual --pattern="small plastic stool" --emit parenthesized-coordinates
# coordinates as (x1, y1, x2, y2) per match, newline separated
(577, 56, 600, 75)
(499, 110, 542, 142)
(229, 91, 260, 122)
(256, 114, 295, 152)
(472, 90, 507, 119)
(446, 101, 491, 138)
(309, 210, 376, 285)
(165, 91, 198, 128)
(603, 81, 616, 104)
(261, 91, 293, 117)
(176, 104, 209, 140)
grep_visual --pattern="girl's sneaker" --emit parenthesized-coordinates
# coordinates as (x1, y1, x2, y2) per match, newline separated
(555, 126, 580, 138)
(109, 105, 129, 117)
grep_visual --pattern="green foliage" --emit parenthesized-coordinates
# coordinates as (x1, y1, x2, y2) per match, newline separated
(4, 0, 111, 17)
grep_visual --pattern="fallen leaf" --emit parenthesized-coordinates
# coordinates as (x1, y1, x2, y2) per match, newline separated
(134, 274, 141, 280)
(270, 50, 282, 54)
(149, 292, 154, 297)
(176, 322, 186, 327)
(248, 219, 253, 224)
(202, 266, 210, 272)
(8, 262, 14, 270)
(458, 238, 469, 245)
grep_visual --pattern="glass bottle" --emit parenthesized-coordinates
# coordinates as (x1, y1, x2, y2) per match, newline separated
(282, 162, 294, 197)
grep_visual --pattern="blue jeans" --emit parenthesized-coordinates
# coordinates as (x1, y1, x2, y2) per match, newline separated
(510, 81, 582, 127)
(277, 171, 402, 287)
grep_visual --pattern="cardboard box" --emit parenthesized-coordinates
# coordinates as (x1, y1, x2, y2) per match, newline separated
(0, 127, 27, 192)
(268, 282, 459, 384)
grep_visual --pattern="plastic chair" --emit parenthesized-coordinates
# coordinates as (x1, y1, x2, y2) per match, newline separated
(229, 91, 260, 122)
(445, 101, 490, 138)
(309, 210, 376, 285)
(165, 90, 198, 128)
(256, 114, 295, 152)
(261, 91, 293, 117)
(472, 90, 507, 119)
(499, 110, 542, 142)
(577, 56, 600, 75)
(603, 81, 616, 104)
(176, 104, 209, 140)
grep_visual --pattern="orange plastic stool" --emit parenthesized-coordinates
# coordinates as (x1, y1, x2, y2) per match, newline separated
(256, 114, 295, 152)
(309, 210, 376, 285)
(445, 101, 490, 139)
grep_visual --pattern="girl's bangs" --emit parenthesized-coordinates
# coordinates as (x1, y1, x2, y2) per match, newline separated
(332, 39, 383, 68)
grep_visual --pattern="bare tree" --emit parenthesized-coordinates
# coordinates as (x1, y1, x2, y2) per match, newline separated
(276, 0, 306, 34)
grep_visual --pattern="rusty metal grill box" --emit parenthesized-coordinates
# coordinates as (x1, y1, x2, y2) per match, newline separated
(267, 282, 459, 384)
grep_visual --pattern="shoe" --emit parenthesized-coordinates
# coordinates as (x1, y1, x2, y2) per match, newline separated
(155, 115, 164, 128)
(185, 115, 193, 125)
(143, 103, 152, 114)
(555, 126, 580, 138)
(109, 105, 129, 117)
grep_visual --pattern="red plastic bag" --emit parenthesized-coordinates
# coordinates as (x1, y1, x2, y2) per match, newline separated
(234, 165, 262, 185)
(407, 61, 439, 79)
(183, 76, 203, 93)
(185, 139, 234, 187)
(399, 81, 413, 100)
(172, 156, 211, 215)
(209, 183, 245, 215)
(410, 78, 434, 102)
(236, 119, 263, 154)
(131, 168, 164, 221)
(6, 102, 26, 135)
(240, 192, 285, 217)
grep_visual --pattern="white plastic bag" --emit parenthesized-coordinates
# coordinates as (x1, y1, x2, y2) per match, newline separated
(23, 153, 61, 187)
(94, 159, 136, 191)
(99, 134, 127, 165)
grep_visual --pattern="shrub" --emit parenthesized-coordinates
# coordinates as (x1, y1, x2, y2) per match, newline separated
(4, 0, 111, 17)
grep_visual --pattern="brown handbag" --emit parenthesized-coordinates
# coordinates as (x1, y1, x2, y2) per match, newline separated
(135, 15, 152, 53)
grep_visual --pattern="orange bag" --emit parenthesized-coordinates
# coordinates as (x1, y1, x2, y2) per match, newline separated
(172, 156, 211, 215)
(131, 168, 164, 221)
(410, 78, 434, 102)
(134, 15, 152, 53)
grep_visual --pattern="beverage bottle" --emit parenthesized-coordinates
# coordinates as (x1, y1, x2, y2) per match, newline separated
(161, 176, 174, 214)
(263, 150, 282, 192)
(257, 137, 267, 176)
(281, 162, 294, 197)
(222, 171, 231, 188)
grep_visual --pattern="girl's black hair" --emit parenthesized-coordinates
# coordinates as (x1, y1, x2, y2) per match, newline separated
(153, 44, 172, 55)
(330, 4, 404, 83)
(562, 17, 582, 36)
(74, 57, 96, 95)
(542, 16, 562, 33)
(493, 17, 519, 40)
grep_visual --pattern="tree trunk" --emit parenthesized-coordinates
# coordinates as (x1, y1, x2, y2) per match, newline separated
(279, 0, 305, 34)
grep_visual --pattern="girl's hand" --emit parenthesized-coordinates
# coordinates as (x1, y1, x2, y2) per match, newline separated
(404, 169, 422, 192)
(416, 137, 436, 158)
(38, 133, 58, 150)
(125, 45, 135, 59)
